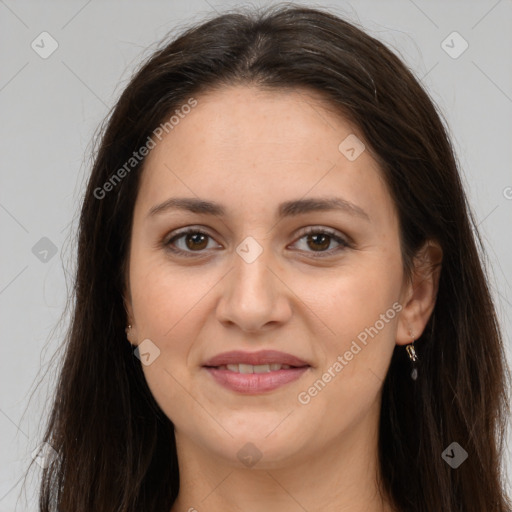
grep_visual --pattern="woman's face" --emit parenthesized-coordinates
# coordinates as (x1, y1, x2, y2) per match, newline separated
(125, 85, 413, 468)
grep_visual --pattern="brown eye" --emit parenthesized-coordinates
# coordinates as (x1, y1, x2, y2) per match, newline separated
(165, 228, 219, 256)
(164, 226, 350, 258)
(305, 232, 331, 251)
(183, 232, 209, 251)
(292, 227, 350, 257)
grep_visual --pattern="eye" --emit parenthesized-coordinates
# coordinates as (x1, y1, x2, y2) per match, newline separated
(291, 227, 350, 257)
(163, 226, 351, 258)
(164, 227, 220, 257)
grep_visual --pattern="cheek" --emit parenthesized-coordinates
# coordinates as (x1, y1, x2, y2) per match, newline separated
(130, 248, 210, 337)
(300, 249, 402, 377)
(293, 263, 401, 436)
(128, 250, 228, 407)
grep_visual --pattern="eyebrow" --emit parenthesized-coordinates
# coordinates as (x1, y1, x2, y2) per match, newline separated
(147, 196, 370, 221)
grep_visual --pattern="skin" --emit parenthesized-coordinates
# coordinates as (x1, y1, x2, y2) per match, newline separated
(124, 85, 442, 512)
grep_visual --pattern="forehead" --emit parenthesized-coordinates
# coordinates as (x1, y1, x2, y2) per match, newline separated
(135, 85, 395, 225)
(155, 85, 357, 159)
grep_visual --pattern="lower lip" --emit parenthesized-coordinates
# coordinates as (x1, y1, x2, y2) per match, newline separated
(204, 366, 310, 394)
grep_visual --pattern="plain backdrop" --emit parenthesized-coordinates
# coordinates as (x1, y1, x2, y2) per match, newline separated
(1, 1, 511, 510)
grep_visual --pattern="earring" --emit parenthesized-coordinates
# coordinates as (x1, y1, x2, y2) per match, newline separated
(125, 324, 133, 341)
(405, 330, 418, 381)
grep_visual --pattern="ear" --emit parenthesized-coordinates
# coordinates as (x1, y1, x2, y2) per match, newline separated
(123, 276, 139, 346)
(396, 239, 443, 345)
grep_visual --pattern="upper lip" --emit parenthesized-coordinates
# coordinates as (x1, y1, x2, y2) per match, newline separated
(203, 350, 310, 367)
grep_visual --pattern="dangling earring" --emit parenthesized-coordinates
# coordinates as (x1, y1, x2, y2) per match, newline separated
(405, 330, 418, 381)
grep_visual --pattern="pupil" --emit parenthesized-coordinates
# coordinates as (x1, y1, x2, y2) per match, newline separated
(186, 233, 208, 250)
(308, 234, 330, 251)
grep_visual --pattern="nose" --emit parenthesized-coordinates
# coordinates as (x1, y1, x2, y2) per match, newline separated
(215, 242, 293, 333)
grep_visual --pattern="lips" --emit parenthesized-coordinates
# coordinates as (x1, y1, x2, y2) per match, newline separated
(202, 350, 310, 368)
(202, 350, 311, 394)
(215, 363, 294, 373)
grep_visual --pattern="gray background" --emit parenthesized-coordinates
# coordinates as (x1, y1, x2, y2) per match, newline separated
(1, 0, 511, 509)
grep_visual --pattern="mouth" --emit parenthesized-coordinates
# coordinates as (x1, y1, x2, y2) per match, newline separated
(202, 349, 311, 368)
(202, 350, 311, 394)
(206, 363, 306, 373)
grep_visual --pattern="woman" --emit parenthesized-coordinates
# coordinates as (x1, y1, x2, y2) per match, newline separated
(33, 4, 511, 511)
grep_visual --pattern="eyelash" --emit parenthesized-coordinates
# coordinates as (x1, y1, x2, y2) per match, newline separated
(163, 226, 351, 258)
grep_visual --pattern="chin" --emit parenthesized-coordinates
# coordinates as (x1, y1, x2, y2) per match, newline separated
(195, 418, 312, 468)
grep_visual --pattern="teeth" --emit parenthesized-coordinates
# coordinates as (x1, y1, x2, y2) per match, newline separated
(218, 363, 293, 373)
(238, 364, 254, 374)
(253, 364, 270, 373)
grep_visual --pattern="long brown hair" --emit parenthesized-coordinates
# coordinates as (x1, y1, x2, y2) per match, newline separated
(28, 4, 511, 511)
